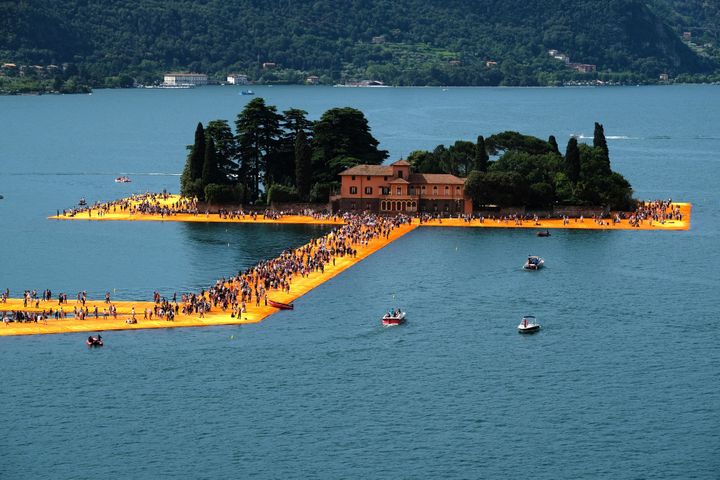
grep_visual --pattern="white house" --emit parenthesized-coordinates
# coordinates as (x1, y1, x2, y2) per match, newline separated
(227, 74, 249, 85)
(163, 73, 208, 86)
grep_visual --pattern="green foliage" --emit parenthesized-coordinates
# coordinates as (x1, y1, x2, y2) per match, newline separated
(475, 136, 489, 172)
(201, 137, 224, 188)
(266, 184, 299, 204)
(180, 122, 205, 197)
(312, 107, 387, 183)
(2, 0, 715, 89)
(309, 182, 338, 204)
(564, 137, 581, 183)
(486, 131, 554, 156)
(204, 183, 245, 204)
(294, 130, 312, 200)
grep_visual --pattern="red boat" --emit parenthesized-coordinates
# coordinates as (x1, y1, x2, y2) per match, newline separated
(382, 310, 406, 326)
(86, 335, 104, 347)
(268, 299, 294, 310)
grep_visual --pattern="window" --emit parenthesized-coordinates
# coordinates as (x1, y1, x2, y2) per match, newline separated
(421, 185, 426, 193)
(398, 171, 404, 179)
(365, 187, 372, 195)
(384, 176, 388, 181)
(396, 187, 402, 195)
(367, 176, 371, 181)
(433, 186, 438, 195)
(351, 175, 355, 180)
(381, 187, 390, 195)
(456, 186, 461, 192)
(349, 186, 358, 194)
(445, 186, 449, 196)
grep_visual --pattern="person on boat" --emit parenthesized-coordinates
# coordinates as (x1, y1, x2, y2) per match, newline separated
(87, 335, 94, 344)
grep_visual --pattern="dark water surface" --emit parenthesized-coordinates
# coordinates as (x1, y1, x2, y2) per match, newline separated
(1, 86, 718, 479)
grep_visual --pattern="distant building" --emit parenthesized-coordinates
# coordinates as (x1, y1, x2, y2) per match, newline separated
(485, 61, 498, 67)
(331, 159, 472, 215)
(548, 49, 559, 57)
(262, 62, 276, 69)
(682, 32, 692, 41)
(306, 75, 320, 85)
(372, 35, 386, 44)
(163, 73, 208, 86)
(659, 73, 669, 82)
(554, 53, 570, 64)
(569, 63, 596, 73)
(227, 74, 249, 85)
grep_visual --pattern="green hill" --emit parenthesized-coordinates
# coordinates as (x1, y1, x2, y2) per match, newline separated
(1, 0, 718, 90)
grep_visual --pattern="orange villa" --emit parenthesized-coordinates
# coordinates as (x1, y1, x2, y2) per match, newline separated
(331, 160, 472, 214)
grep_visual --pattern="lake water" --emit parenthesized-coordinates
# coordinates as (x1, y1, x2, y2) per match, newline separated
(1, 85, 718, 479)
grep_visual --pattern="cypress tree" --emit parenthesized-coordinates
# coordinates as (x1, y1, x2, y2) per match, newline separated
(593, 122, 610, 168)
(295, 130, 312, 200)
(548, 135, 560, 155)
(474, 135, 489, 172)
(181, 122, 206, 196)
(202, 137, 222, 188)
(564, 137, 581, 183)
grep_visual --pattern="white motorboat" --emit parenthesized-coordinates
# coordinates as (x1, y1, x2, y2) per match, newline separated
(518, 315, 541, 333)
(523, 255, 544, 270)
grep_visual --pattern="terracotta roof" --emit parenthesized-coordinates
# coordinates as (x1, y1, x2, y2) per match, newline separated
(409, 173, 466, 185)
(391, 159, 411, 166)
(388, 177, 410, 184)
(339, 165, 393, 176)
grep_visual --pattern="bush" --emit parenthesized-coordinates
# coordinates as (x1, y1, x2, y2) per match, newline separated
(266, 184, 299, 204)
(309, 182, 338, 203)
(204, 183, 244, 204)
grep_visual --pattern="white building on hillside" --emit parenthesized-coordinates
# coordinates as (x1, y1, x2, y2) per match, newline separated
(163, 73, 208, 86)
(227, 74, 249, 84)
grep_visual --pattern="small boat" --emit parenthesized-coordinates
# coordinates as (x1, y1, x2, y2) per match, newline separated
(240, 90, 255, 95)
(537, 230, 551, 237)
(518, 315, 541, 333)
(268, 299, 294, 310)
(78, 198, 87, 206)
(382, 309, 406, 326)
(86, 335, 104, 347)
(523, 255, 544, 270)
(114, 176, 132, 183)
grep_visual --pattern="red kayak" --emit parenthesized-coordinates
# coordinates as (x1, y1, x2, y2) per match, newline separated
(268, 299, 294, 310)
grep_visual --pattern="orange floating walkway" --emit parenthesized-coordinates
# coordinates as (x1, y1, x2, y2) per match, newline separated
(0, 222, 418, 336)
(416, 202, 691, 231)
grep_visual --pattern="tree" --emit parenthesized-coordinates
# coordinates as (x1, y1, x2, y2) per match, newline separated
(180, 122, 205, 197)
(548, 135, 560, 155)
(205, 120, 237, 183)
(312, 107, 388, 183)
(593, 122, 610, 172)
(475, 135, 489, 172)
(486, 131, 553, 156)
(294, 130, 312, 200)
(202, 137, 223, 189)
(235, 98, 282, 201)
(564, 137, 581, 183)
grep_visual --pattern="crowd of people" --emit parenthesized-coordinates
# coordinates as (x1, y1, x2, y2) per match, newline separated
(628, 199, 683, 227)
(5, 211, 412, 326)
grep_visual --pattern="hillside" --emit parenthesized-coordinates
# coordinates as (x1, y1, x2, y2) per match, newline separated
(0, 0, 718, 90)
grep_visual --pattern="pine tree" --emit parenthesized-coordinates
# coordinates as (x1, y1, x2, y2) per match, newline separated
(565, 137, 581, 183)
(295, 130, 312, 200)
(548, 135, 560, 155)
(474, 135, 489, 172)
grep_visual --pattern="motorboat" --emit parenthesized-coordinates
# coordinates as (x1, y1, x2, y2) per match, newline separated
(268, 299, 294, 310)
(78, 198, 87, 206)
(382, 309, 406, 326)
(517, 316, 540, 333)
(86, 335, 104, 347)
(537, 230, 551, 237)
(240, 90, 255, 95)
(115, 176, 132, 183)
(523, 255, 544, 270)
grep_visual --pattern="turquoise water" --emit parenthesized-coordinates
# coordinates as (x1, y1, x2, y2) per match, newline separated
(1, 86, 719, 478)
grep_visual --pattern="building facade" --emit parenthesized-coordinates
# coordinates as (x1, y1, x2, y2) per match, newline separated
(332, 160, 472, 215)
(227, 74, 249, 85)
(163, 73, 208, 86)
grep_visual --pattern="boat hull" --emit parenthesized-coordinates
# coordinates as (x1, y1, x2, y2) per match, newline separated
(268, 300, 294, 310)
(382, 318, 405, 326)
(517, 325, 540, 333)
